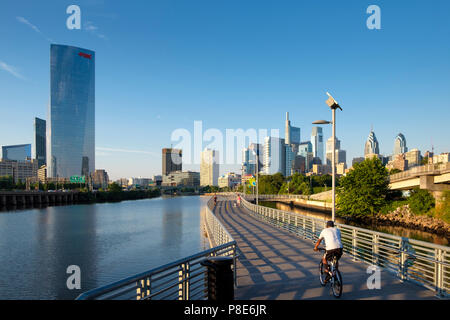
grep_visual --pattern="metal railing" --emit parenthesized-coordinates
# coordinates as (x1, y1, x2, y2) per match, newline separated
(239, 194, 450, 298)
(76, 197, 236, 300)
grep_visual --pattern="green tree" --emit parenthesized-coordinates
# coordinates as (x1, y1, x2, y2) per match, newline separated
(407, 188, 435, 215)
(337, 157, 389, 218)
(108, 182, 122, 192)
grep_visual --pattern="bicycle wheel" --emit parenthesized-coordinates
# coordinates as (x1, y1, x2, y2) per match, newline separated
(331, 269, 343, 298)
(319, 262, 327, 286)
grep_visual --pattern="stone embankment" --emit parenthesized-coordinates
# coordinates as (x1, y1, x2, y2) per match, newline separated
(375, 205, 450, 237)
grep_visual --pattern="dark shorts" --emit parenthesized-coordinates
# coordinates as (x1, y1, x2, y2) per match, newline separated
(325, 248, 343, 262)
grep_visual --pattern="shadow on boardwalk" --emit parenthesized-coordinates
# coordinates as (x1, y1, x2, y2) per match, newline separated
(213, 196, 437, 300)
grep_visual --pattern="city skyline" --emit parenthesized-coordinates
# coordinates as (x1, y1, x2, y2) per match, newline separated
(1, 1, 449, 180)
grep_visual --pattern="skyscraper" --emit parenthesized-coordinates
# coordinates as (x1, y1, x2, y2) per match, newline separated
(2, 144, 31, 161)
(364, 130, 380, 156)
(326, 136, 346, 166)
(311, 127, 324, 164)
(48, 44, 95, 178)
(263, 137, 285, 175)
(200, 148, 219, 186)
(162, 148, 182, 175)
(393, 133, 408, 155)
(33, 117, 46, 167)
(285, 112, 301, 145)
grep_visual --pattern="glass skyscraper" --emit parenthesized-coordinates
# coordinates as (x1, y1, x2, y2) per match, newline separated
(33, 117, 46, 167)
(2, 144, 31, 161)
(48, 44, 95, 178)
(311, 127, 324, 163)
(393, 133, 408, 155)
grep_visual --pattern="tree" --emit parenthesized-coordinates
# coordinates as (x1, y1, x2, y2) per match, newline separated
(337, 157, 389, 218)
(407, 188, 435, 215)
(108, 182, 122, 192)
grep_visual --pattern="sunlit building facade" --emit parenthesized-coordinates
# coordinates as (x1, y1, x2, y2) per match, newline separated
(48, 44, 95, 178)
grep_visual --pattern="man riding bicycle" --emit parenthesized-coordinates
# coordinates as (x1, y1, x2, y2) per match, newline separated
(314, 221, 343, 283)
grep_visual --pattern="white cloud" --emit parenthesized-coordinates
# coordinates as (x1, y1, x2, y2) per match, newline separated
(0, 61, 26, 80)
(16, 16, 52, 42)
(84, 21, 107, 39)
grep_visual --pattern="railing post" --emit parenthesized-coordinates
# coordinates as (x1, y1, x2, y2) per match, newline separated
(373, 234, 379, 266)
(399, 239, 406, 281)
(312, 220, 315, 240)
(352, 229, 357, 261)
(435, 249, 443, 297)
(303, 217, 306, 238)
(179, 263, 190, 300)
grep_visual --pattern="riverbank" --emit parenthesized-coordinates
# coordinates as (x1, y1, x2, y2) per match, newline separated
(341, 205, 450, 238)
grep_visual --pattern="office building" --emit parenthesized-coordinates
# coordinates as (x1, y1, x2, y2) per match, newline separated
(352, 157, 365, 167)
(386, 154, 408, 172)
(291, 155, 306, 174)
(285, 144, 294, 177)
(218, 172, 241, 189)
(404, 149, 422, 168)
(48, 44, 95, 178)
(200, 149, 219, 186)
(0, 159, 38, 183)
(163, 171, 200, 187)
(92, 169, 109, 189)
(325, 137, 347, 167)
(263, 137, 285, 175)
(241, 143, 262, 176)
(153, 175, 163, 186)
(364, 130, 380, 156)
(311, 127, 324, 164)
(162, 148, 182, 175)
(33, 117, 46, 167)
(298, 141, 313, 172)
(393, 133, 408, 155)
(2, 144, 31, 161)
(433, 153, 450, 164)
(285, 112, 301, 145)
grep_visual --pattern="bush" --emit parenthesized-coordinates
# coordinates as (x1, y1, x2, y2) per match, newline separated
(407, 188, 435, 215)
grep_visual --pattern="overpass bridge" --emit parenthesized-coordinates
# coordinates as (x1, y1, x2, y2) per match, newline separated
(389, 162, 450, 192)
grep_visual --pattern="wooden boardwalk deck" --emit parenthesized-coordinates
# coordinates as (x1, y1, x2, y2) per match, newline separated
(213, 196, 437, 300)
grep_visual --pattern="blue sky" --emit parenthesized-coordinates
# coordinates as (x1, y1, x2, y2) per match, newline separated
(0, 0, 449, 180)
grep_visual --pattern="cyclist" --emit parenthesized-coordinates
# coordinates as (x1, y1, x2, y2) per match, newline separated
(213, 194, 217, 206)
(314, 220, 343, 283)
(237, 194, 241, 207)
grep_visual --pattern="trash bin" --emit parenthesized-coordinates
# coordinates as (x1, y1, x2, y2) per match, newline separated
(201, 256, 234, 302)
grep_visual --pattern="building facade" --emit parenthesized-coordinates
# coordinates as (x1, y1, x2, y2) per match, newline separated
(92, 169, 109, 189)
(364, 130, 380, 156)
(33, 117, 46, 168)
(263, 137, 285, 175)
(200, 149, 219, 186)
(311, 127, 324, 164)
(218, 172, 241, 189)
(48, 44, 95, 178)
(393, 133, 408, 155)
(162, 148, 182, 176)
(163, 171, 200, 187)
(2, 144, 31, 161)
(0, 159, 38, 183)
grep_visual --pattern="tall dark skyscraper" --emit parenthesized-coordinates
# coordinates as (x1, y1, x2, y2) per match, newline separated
(162, 148, 182, 175)
(2, 144, 31, 161)
(48, 44, 95, 178)
(33, 117, 46, 167)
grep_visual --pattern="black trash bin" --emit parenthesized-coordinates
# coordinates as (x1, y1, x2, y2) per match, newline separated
(201, 256, 234, 302)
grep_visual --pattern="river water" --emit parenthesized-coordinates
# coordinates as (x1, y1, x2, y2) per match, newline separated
(260, 201, 449, 246)
(0, 196, 209, 300)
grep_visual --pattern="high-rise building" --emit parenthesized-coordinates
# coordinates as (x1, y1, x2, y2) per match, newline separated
(285, 112, 301, 145)
(311, 127, 324, 164)
(325, 137, 346, 166)
(393, 133, 408, 155)
(2, 144, 31, 161)
(241, 143, 262, 176)
(364, 130, 380, 156)
(162, 171, 200, 187)
(92, 169, 109, 190)
(0, 159, 38, 183)
(162, 148, 182, 175)
(200, 149, 219, 186)
(218, 172, 241, 189)
(298, 141, 313, 172)
(33, 118, 46, 167)
(263, 137, 285, 175)
(285, 144, 294, 177)
(404, 149, 422, 168)
(352, 157, 365, 167)
(48, 44, 95, 178)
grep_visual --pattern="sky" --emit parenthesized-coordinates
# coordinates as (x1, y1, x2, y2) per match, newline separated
(0, 0, 449, 180)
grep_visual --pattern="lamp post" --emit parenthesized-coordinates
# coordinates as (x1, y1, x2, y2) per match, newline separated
(312, 92, 342, 222)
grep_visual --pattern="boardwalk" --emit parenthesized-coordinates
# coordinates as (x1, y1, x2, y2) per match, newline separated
(213, 196, 437, 300)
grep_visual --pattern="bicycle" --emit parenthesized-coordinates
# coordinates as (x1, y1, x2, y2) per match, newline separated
(317, 247, 343, 298)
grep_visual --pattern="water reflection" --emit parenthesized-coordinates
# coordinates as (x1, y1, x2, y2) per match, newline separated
(261, 201, 449, 246)
(0, 196, 206, 299)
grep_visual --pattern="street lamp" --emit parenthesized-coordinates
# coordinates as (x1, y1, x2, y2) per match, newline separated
(312, 92, 342, 222)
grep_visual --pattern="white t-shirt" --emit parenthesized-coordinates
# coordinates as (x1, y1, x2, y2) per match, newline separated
(319, 227, 343, 251)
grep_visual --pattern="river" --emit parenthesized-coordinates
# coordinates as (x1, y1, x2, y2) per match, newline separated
(260, 201, 449, 246)
(0, 196, 209, 300)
